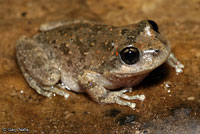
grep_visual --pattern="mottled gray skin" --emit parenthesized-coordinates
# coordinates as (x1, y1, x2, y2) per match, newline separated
(16, 20, 180, 109)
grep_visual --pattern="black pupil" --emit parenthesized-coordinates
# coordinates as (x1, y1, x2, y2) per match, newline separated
(120, 47, 140, 65)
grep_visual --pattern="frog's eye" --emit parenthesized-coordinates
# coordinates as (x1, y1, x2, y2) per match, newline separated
(147, 20, 159, 33)
(120, 47, 140, 65)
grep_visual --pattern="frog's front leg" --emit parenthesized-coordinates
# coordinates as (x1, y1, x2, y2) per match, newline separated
(79, 71, 145, 109)
(16, 36, 69, 99)
(167, 53, 184, 74)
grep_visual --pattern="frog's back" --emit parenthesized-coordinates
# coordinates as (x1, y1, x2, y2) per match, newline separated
(34, 22, 128, 77)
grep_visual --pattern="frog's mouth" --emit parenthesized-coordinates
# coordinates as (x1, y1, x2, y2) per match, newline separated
(112, 44, 171, 76)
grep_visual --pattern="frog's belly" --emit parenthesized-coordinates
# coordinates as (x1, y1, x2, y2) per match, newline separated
(60, 73, 85, 93)
(60, 70, 149, 92)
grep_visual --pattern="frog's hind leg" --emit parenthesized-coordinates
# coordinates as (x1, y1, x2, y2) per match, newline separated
(16, 36, 69, 99)
(19, 64, 69, 99)
(18, 62, 53, 97)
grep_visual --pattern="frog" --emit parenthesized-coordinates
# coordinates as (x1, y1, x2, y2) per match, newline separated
(16, 20, 184, 109)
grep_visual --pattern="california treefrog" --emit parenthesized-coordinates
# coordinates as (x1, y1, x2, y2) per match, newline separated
(16, 20, 184, 109)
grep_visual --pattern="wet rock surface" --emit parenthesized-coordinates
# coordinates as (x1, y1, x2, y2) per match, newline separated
(0, 0, 200, 133)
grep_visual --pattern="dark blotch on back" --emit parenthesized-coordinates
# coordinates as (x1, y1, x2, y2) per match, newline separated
(93, 26, 102, 32)
(101, 41, 115, 51)
(58, 27, 72, 36)
(126, 36, 136, 43)
(121, 29, 129, 35)
(60, 42, 70, 55)
(121, 28, 138, 44)
(51, 40, 56, 44)
(97, 57, 120, 74)
(73, 36, 90, 55)
(67, 60, 72, 66)
(121, 21, 150, 44)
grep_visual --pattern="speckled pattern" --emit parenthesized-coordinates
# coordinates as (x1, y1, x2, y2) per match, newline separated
(0, 0, 200, 134)
(16, 20, 171, 109)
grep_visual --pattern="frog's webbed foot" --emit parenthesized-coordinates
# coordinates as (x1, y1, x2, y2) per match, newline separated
(79, 71, 145, 109)
(167, 53, 184, 75)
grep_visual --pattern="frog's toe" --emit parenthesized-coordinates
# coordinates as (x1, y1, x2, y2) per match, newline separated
(42, 86, 70, 99)
(121, 94, 145, 101)
(100, 91, 143, 109)
(39, 91, 53, 97)
(167, 53, 184, 74)
(116, 93, 145, 109)
(175, 62, 184, 74)
(115, 99, 136, 109)
(32, 84, 53, 97)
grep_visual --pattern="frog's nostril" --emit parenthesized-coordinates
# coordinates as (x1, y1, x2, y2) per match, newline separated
(154, 49, 160, 55)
